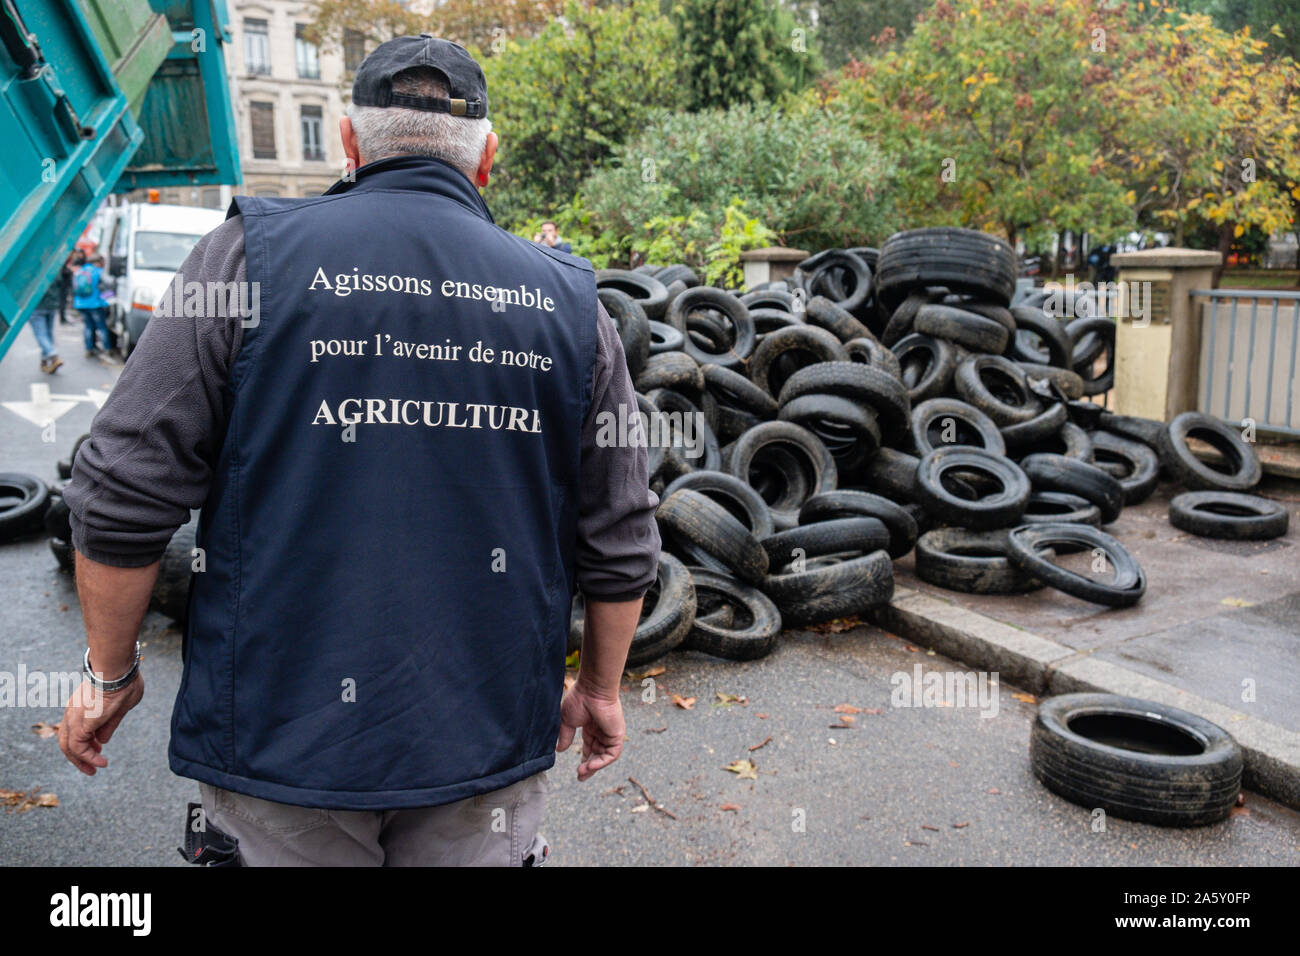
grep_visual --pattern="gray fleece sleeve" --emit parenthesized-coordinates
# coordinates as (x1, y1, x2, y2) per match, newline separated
(65, 216, 246, 567)
(575, 304, 662, 601)
(66, 216, 662, 598)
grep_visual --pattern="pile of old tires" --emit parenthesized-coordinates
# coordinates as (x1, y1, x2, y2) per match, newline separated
(579, 227, 1278, 669)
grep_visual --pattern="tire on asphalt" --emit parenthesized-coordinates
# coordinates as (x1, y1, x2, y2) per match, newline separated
(624, 552, 698, 666)
(656, 489, 768, 583)
(914, 447, 1032, 530)
(762, 549, 894, 627)
(798, 489, 920, 559)
(1157, 411, 1262, 492)
(1030, 692, 1242, 826)
(1168, 491, 1288, 540)
(1019, 452, 1125, 524)
(1006, 523, 1145, 607)
(1021, 491, 1102, 527)
(915, 527, 1046, 594)
(760, 516, 890, 571)
(680, 569, 783, 661)
(1090, 431, 1160, 506)
(0, 472, 51, 542)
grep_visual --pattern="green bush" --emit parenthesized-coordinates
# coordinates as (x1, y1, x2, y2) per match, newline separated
(576, 100, 899, 254)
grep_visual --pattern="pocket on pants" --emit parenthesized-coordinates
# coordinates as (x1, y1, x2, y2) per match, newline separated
(211, 786, 331, 837)
(510, 771, 549, 866)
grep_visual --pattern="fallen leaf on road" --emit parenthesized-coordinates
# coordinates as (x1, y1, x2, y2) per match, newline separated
(602, 786, 625, 797)
(987, 788, 1001, 795)
(671, 694, 696, 710)
(904, 644, 919, 652)
(808, 616, 861, 634)
(953, 821, 970, 829)
(1220, 597, 1253, 607)
(31, 722, 60, 739)
(921, 824, 939, 832)
(748, 736, 772, 752)
(834, 704, 863, 714)
(719, 803, 741, 812)
(1, 788, 58, 812)
(644, 726, 668, 734)
(630, 804, 649, 813)
(756, 713, 769, 719)
(723, 759, 758, 780)
(626, 665, 665, 681)
(714, 692, 747, 707)
(904, 840, 928, 847)
(1011, 692, 1037, 704)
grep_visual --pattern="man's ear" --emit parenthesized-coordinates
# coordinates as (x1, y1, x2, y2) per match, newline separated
(475, 131, 498, 188)
(340, 116, 363, 172)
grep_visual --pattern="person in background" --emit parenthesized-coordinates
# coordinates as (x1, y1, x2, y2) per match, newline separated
(533, 220, 572, 253)
(58, 251, 79, 325)
(29, 276, 65, 373)
(73, 252, 111, 358)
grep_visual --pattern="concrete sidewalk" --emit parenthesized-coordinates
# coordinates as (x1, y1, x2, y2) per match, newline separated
(870, 478, 1300, 810)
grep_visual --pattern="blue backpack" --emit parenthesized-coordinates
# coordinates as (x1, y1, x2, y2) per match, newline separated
(74, 268, 96, 299)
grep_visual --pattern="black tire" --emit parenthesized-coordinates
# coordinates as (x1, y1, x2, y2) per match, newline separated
(876, 227, 1017, 311)
(625, 552, 698, 666)
(668, 287, 755, 370)
(892, 333, 959, 403)
(728, 421, 837, 530)
(0, 473, 51, 541)
(43, 493, 72, 539)
(1019, 453, 1124, 524)
(1022, 491, 1102, 527)
(915, 528, 1046, 594)
(1009, 305, 1073, 367)
(915, 304, 1010, 354)
(1157, 412, 1261, 492)
(747, 324, 847, 399)
(1097, 412, 1165, 450)
(657, 489, 768, 583)
(654, 264, 701, 288)
(646, 389, 721, 479)
(1168, 491, 1289, 541)
(633, 392, 668, 481)
(1000, 402, 1069, 448)
(702, 363, 778, 417)
(1017, 362, 1085, 400)
(664, 470, 774, 540)
(777, 361, 911, 443)
(740, 289, 795, 313)
(596, 268, 670, 320)
(761, 517, 890, 570)
(598, 288, 651, 379)
(1006, 523, 1145, 607)
(797, 251, 873, 315)
(151, 520, 198, 623)
(681, 569, 783, 661)
(778, 393, 881, 477)
(909, 397, 1006, 456)
(953, 354, 1042, 426)
(1066, 317, 1116, 395)
(49, 536, 75, 573)
(1012, 421, 1094, 464)
(635, 351, 703, 394)
(844, 335, 903, 381)
(648, 320, 685, 355)
(881, 291, 936, 347)
(799, 489, 919, 559)
(715, 404, 763, 442)
(859, 448, 923, 505)
(1090, 431, 1160, 506)
(1030, 693, 1242, 826)
(806, 295, 872, 343)
(1065, 399, 1104, 431)
(763, 550, 894, 627)
(914, 447, 1031, 530)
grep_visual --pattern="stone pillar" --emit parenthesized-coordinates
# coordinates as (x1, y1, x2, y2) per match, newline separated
(1110, 248, 1221, 421)
(739, 247, 808, 291)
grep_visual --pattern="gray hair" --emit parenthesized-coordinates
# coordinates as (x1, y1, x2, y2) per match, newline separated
(346, 66, 492, 177)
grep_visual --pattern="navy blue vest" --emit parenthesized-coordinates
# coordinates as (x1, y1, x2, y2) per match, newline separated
(169, 156, 597, 809)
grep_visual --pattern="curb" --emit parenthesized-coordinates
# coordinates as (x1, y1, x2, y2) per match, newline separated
(869, 586, 1300, 812)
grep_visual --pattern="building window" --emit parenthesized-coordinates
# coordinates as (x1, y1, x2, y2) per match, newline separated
(295, 25, 320, 79)
(244, 19, 270, 75)
(344, 29, 366, 72)
(253, 186, 282, 198)
(250, 101, 276, 159)
(200, 188, 222, 209)
(301, 105, 324, 162)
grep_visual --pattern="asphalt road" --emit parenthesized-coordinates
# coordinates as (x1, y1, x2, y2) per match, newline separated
(2, 323, 1298, 866)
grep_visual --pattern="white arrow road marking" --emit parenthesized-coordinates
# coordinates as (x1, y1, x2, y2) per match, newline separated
(3, 383, 86, 427)
(49, 388, 110, 409)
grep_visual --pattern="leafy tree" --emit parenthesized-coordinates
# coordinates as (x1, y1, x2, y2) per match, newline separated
(789, 0, 930, 68)
(577, 100, 898, 252)
(483, 0, 683, 225)
(1115, 9, 1300, 268)
(1175, 0, 1300, 62)
(832, 0, 1143, 248)
(670, 0, 821, 111)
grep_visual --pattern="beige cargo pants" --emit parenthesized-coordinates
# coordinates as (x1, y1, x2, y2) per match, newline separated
(198, 771, 549, 866)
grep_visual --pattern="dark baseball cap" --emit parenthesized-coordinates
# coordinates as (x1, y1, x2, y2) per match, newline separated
(352, 34, 488, 119)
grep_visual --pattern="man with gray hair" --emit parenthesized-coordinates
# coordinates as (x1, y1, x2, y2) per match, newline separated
(60, 35, 660, 866)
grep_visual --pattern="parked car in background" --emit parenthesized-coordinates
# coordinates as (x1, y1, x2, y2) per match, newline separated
(103, 202, 225, 356)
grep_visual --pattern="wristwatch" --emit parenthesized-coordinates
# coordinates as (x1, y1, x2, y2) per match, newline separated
(82, 642, 141, 693)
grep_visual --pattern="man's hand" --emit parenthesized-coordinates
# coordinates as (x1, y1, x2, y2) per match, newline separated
(59, 676, 145, 775)
(556, 679, 625, 781)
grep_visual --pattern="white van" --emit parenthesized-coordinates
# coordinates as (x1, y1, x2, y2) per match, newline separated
(104, 202, 225, 355)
